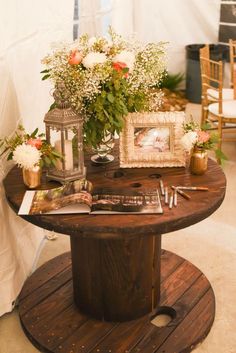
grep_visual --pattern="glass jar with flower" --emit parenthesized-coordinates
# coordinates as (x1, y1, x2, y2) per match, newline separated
(0, 125, 62, 188)
(181, 121, 227, 175)
(41, 27, 167, 163)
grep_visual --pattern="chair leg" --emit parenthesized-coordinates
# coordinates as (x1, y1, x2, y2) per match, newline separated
(201, 104, 208, 127)
(201, 105, 205, 126)
(217, 117, 223, 164)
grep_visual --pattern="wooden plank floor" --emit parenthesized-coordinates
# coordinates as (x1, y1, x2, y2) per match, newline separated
(19, 251, 215, 353)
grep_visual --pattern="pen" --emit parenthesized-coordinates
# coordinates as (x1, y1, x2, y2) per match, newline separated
(160, 180, 165, 196)
(165, 186, 169, 204)
(174, 189, 177, 207)
(176, 186, 209, 191)
(169, 191, 173, 209)
(171, 186, 191, 200)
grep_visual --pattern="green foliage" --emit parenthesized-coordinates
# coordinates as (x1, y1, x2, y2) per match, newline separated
(49, 102, 57, 111)
(183, 120, 199, 133)
(159, 71, 184, 91)
(83, 68, 147, 147)
(40, 69, 51, 81)
(0, 125, 62, 168)
(39, 143, 63, 168)
(0, 124, 26, 158)
(215, 148, 228, 164)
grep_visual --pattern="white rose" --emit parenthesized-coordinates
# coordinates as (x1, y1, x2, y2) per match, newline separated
(181, 131, 198, 151)
(88, 36, 97, 47)
(103, 39, 113, 52)
(82, 52, 107, 69)
(113, 50, 135, 72)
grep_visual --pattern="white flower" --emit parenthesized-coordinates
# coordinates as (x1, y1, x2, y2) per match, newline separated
(103, 39, 113, 52)
(82, 52, 107, 68)
(13, 144, 41, 170)
(113, 50, 136, 71)
(88, 36, 97, 47)
(181, 131, 198, 151)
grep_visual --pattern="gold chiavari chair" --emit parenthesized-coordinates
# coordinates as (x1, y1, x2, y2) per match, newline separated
(200, 45, 234, 126)
(229, 39, 236, 90)
(200, 47, 236, 162)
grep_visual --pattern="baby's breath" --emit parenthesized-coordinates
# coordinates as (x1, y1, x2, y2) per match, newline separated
(42, 28, 167, 147)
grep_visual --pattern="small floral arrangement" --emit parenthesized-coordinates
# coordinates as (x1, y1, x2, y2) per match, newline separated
(181, 120, 227, 162)
(41, 27, 167, 147)
(0, 125, 62, 170)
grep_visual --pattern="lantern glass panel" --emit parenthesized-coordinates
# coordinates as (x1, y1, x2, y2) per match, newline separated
(44, 113, 85, 183)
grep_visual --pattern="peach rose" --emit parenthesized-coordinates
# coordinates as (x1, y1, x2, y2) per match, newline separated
(197, 130, 210, 143)
(68, 50, 83, 65)
(113, 61, 129, 77)
(27, 138, 42, 150)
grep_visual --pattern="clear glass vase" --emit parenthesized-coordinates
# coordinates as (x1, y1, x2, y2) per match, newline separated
(91, 134, 115, 164)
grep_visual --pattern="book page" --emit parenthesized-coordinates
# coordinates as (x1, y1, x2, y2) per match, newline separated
(18, 179, 93, 215)
(91, 188, 163, 214)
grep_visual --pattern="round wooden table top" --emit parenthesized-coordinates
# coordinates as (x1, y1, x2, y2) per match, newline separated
(3, 153, 226, 240)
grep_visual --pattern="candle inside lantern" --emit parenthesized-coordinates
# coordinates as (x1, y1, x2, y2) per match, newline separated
(54, 140, 73, 170)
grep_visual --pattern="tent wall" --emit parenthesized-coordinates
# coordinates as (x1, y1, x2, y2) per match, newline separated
(0, 0, 73, 317)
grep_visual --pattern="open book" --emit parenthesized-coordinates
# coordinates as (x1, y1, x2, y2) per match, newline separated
(18, 179, 163, 215)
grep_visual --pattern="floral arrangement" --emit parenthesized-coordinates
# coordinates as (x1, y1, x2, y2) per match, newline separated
(0, 125, 62, 170)
(181, 120, 226, 162)
(41, 28, 167, 147)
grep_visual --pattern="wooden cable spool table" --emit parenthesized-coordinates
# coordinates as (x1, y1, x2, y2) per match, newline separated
(3, 154, 226, 353)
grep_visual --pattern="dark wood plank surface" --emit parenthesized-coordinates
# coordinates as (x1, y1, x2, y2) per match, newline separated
(3, 147, 226, 240)
(19, 251, 215, 353)
(71, 235, 161, 321)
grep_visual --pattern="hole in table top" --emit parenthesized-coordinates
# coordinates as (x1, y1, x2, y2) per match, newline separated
(104, 170, 125, 179)
(150, 306, 176, 327)
(113, 170, 125, 178)
(149, 173, 162, 179)
(130, 182, 142, 188)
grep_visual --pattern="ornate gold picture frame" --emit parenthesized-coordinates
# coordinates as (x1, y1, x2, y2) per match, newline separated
(119, 111, 186, 168)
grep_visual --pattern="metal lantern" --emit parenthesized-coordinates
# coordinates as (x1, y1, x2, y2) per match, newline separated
(44, 86, 86, 183)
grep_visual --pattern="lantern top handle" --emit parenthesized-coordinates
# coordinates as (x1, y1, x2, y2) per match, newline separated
(44, 83, 83, 127)
(53, 82, 70, 109)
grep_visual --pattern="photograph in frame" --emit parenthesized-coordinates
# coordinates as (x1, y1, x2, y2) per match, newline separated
(120, 111, 186, 168)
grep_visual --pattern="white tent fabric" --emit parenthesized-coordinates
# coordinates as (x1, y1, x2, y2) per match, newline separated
(0, 0, 74, 132)
(0, 0, 74, 316)
(0, 62, 45, 316)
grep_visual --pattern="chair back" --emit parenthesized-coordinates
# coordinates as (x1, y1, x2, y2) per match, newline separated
(200, 44, 210, 60)
(200, 46, 223, 114)
(229, 39, 236, 89)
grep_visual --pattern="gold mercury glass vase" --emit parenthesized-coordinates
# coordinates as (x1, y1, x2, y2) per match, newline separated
(189, 147, 208, 175)
(22, 166, 41, 189)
